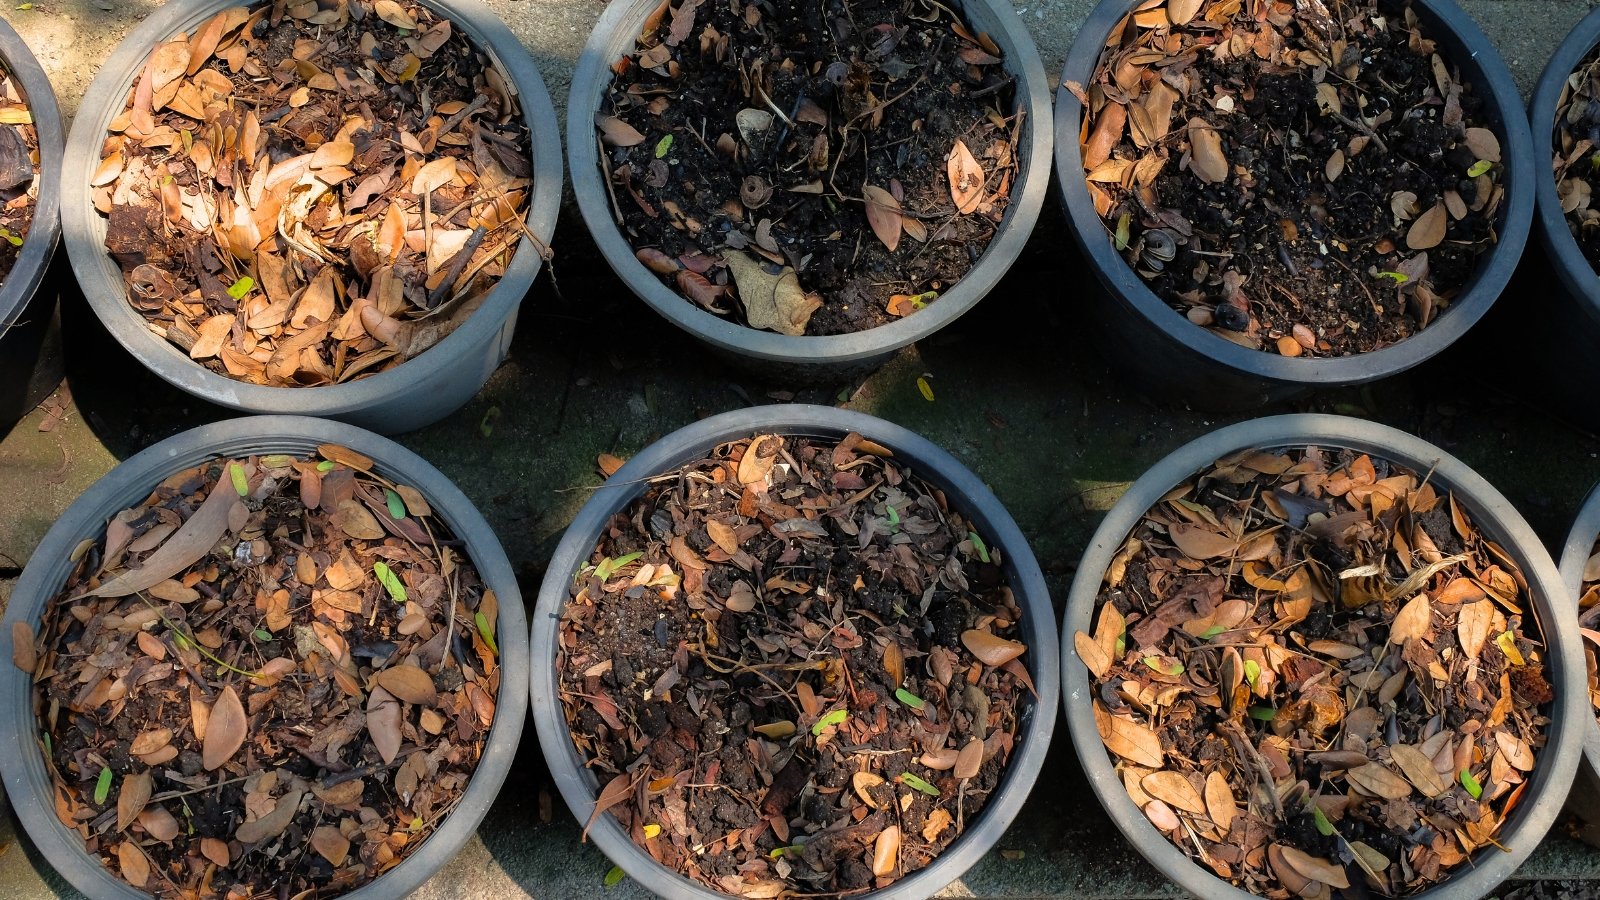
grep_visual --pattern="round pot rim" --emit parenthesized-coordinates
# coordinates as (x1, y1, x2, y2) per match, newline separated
(529, 404, 1060, 899)
(1053, 0, 1535, 387)
(1555, 478, 1600, 808)
(1530, 5, 1600, 330)
(0, 415, 530, 900)
(0, 12, 64, 333)
(566, 0, 1052, 366)
(1058, 413, 1587, 900)
(59, 0, 563, 419)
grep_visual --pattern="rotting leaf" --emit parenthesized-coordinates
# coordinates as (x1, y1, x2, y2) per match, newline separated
(724, 252, 822, 336)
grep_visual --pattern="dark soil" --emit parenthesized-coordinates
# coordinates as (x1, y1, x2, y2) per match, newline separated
(600, 0, 1017, 335)
(558, 433, 1033, 896)
(1087, 0, 1504, 357)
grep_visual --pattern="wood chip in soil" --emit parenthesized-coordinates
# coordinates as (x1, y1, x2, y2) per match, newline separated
(20, 448, 501, 897)
(95, 0, 534, 388)
(558, 432, 1032, 896)
(598, 0, 1019, 336)
(1077, 0, 1505, 359)
(1074, 445, 1553, 896)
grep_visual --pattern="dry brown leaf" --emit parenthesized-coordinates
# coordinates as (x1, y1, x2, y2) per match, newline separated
(117, 842, 150, 888)
(1495, 731, 1535, 771)
(583, 772, 635, 841)
(946, 140, 985, 214)
(1405, 202, 1448, 250)
(1277, 845, 1350, 889)
(1096, 703, 1163, 767)
(373, 0, 419, 29)
(130, 727, 172, 756)
(366, 685, 403, 763)
(862, 185, 902, 252)
(707, 519, 740, 555)
(1390, 594, 1432, 645)
(138, 805, 180, 842)
(1084, 102, 1126, 170)
(1187, 118, 1228, 184)
(116, 770, 153, 833)
(1141, 770, 1205, 814)
(1168, 0, 1203, 25)
(202, 686, 246, 771)
(1464, 127, 1500, 163)
(922, 807, 953, 843)
(376, 663, 438, 705)
(1457, 599, 1492, 660)
(88, 474, 243, 599)
(962, 629, 1026, 666)
(331, 498, 385, 540)
(871, 824, 900, 877)
(1345, 762, 1412, 799)
(1075, 630, 1112, 679)
(11, 621, 34, 674)
(954, 738, 984, 779)
(737, 434, 777, 485)
(1390, 744, 1448, 797)
(236, 788, 304, 844)
(311, 825, 351, 865)
(1168, 522, 1239, 559)
(1203, 770, 1235, 835)
(597, 114, 646, 147)
(723, 252, 821, 336)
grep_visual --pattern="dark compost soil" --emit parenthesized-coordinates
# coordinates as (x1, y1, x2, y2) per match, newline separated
(20, 449, 501, 898)
(598, 0, 1019, 336)
(557, 432, 1034, 896)
(1080, 0, 1506, 358)
(1077, 445, 1552, 897)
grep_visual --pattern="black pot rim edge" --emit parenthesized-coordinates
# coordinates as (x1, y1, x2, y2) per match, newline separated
(1555, 478, 1600, 823)
(1052, 0, 1535, 388)
(58, 0, 563, 421)
(529, 404, 1061, 899)
(0, 13, 64, 334)
(1059, 413, 1587, 900)
(565, 0, 1052, 367)
(0, 415, 530, 899)
(1530, 6, 1600, 331)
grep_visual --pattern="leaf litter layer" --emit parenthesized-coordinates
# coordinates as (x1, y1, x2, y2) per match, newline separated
(16, 447, 501, 897)
(1074, 445, 1552, 898)
(96, 0, 534, 388)
(559, 433, 1033, 897)
(597, 0, 1019, 336)
(1552, 47, 1600, 275)
(0, 62, 37, 288)
(1075, 0, 1505, 359)
(1576, 538, 1599, 729)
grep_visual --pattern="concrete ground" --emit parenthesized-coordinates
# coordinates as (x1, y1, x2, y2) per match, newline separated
(4, 0, 1600, 897)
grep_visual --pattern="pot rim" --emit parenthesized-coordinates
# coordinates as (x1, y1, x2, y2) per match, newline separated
(1053, 0, 1535, 387)
(0, 415, 529, 900)
(1059, 413, 1586, 900)
(58, 0, 563, 419)
(1530, 5, 1600, 331)
(566, 0, 1052, 366)
(529, 404, 1060, 899)
(0, 13, 64, 334)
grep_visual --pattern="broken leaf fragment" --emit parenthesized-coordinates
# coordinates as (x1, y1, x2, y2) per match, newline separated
(723, 251, 820, 336)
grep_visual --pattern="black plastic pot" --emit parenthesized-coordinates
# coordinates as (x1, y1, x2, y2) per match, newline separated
(0, 14, 63, 435)
(1054, 0, 1534, 411)
(1060, 414, 1587, 899)
(568, 0, 1052, 383)
(1556, 479, 1600, 848)
(0, 415, 529, 899)
(1519, 8, 1600, 428)
(530, 405, 1059, 898)
(60, 0, 562, 435)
